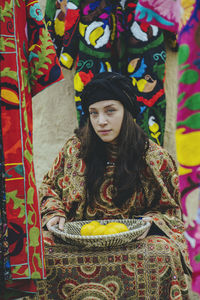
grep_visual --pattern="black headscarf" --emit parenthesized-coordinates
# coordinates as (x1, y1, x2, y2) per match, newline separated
(80, 72, 140, 118)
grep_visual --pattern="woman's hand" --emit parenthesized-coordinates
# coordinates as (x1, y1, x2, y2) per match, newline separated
(46, 216, 65, 231)
(137, 217, 152, 240)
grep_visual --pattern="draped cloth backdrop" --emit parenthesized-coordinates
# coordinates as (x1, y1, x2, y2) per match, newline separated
(0, 0, 63, 297)
(135, 0, 200, 295)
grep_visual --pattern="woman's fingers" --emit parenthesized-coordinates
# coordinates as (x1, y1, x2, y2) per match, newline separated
(137, 217, 152, 240)
(142, 217, 152, 223)
(46, 216, 59, 231)
(59, 217, 65, 231)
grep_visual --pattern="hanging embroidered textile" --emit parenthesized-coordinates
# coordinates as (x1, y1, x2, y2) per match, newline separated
(134, 0, 181, 33)
(134, 0, 200, 295)
(45, 0, 166, 145)
(176, 0, 200, 294)
(0, 0, 64, 297)
(123, 0, 166, 145)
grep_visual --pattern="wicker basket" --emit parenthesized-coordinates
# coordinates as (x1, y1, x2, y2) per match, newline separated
(49, 219, 151, 248)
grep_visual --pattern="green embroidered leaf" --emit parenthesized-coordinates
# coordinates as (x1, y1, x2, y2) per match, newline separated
(178, 44, 189, 65)
(27, 210, 34, 225)
(34, 253, 43, 268)
(27, 187, 34, 204)
(29, 28, 57, 86)
(177, 92, 185, 104)
(21, 58, 31, 92)
(24, 149, 33, 164)
(195, 253, 200, 262)
(1, 67, 17, 81)
(180, 64, 190, 71)
(15, 0, 21, 7)
(0, 37, 15, 51)
(184, 93, 200, 110)
(12, 265, 21, 274)
(6, 191, 25, 218)
(23, 110, 29, 133)
(45, 0, 57, 19)
(179, 69, 199, 85)
(29, 227, 40, 247)
(31, 271, 41, 279)
(24, 268, 30, 277)
(177, 112, 200, 129)
(0, 0, 13, 22)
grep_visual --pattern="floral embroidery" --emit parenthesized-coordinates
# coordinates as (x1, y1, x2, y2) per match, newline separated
(30, 3, 43, 21)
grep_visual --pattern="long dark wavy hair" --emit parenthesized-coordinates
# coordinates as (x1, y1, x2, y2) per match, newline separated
(75, 109, 149, 208)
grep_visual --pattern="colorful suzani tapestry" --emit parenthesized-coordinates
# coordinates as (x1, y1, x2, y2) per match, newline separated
(135, 0, 181, 33)
(45, 0, 167, 145)
(123, 0, 166, 145)
(0, 0, 63, 297)
(176, 0, 200, 294)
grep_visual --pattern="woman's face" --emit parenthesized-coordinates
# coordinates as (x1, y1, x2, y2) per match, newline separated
(89, 100, 124, 143)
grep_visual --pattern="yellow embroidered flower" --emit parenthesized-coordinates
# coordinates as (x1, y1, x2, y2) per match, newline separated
(54, 18, 65, 37)
(149, 116, 161, 145)
(179, 0, 195, 31)
(60, 53, 73, 69)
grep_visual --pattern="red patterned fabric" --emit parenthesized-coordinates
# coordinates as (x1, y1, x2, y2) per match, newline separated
(0, 0, 63, 296)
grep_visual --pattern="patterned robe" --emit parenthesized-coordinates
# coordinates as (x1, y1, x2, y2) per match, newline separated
(0, 0, 63, 297)
(39, 136, 191, 299)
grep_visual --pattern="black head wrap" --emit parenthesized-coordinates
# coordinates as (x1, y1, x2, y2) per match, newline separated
(80, 72, 140, 118)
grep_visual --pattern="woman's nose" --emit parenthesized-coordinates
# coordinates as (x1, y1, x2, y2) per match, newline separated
(98, 113, 107, 125)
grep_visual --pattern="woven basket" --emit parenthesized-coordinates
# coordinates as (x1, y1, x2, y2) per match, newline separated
(49, 219, 151, 248)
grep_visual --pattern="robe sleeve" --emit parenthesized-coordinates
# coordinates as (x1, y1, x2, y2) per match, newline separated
(142, 143, 191, 270)
(39, 145, 66, 227)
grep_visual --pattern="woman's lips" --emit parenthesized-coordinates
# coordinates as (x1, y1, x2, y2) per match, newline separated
(98, 130, 111, 135)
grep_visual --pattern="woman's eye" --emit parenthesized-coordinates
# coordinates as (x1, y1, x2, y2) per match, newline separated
(106, 109, 115, 114)
(89, 111, 98, 116)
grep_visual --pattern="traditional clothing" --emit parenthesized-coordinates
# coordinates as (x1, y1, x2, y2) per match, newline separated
(0, 0, 63, 297)
(39, 136, 191, 298)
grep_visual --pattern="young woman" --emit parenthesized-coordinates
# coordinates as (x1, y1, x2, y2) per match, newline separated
(39, 72, 191, 298)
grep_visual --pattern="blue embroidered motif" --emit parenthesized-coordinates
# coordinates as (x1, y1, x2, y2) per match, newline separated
(135, 3, 174, 27)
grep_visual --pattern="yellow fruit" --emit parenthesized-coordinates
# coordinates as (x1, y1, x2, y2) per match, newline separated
(106, 222, 120, 228)
(106, 222, 129, 233)
(104, 227, 119, 235)
(90, 221, 101, 227)
(92, 225, 106, 235)
(80, 223, 96, 236)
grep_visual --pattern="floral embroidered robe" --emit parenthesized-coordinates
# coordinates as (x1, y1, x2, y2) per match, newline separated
(0, 0, 63, 296)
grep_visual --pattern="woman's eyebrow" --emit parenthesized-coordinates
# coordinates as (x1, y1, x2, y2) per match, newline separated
(89, 104, 116, 110)
(104, 104, 115, 108)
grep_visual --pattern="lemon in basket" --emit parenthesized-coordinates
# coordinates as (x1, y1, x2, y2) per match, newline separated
(80, 221, 129, 236)
(80, 221, 101, 236)
(92, 225, 106, 235)
(106, 222, 129, 233)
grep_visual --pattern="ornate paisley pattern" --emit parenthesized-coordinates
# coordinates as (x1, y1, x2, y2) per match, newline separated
(33, 236, 190, 299)
(39, 135, 192, 297)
